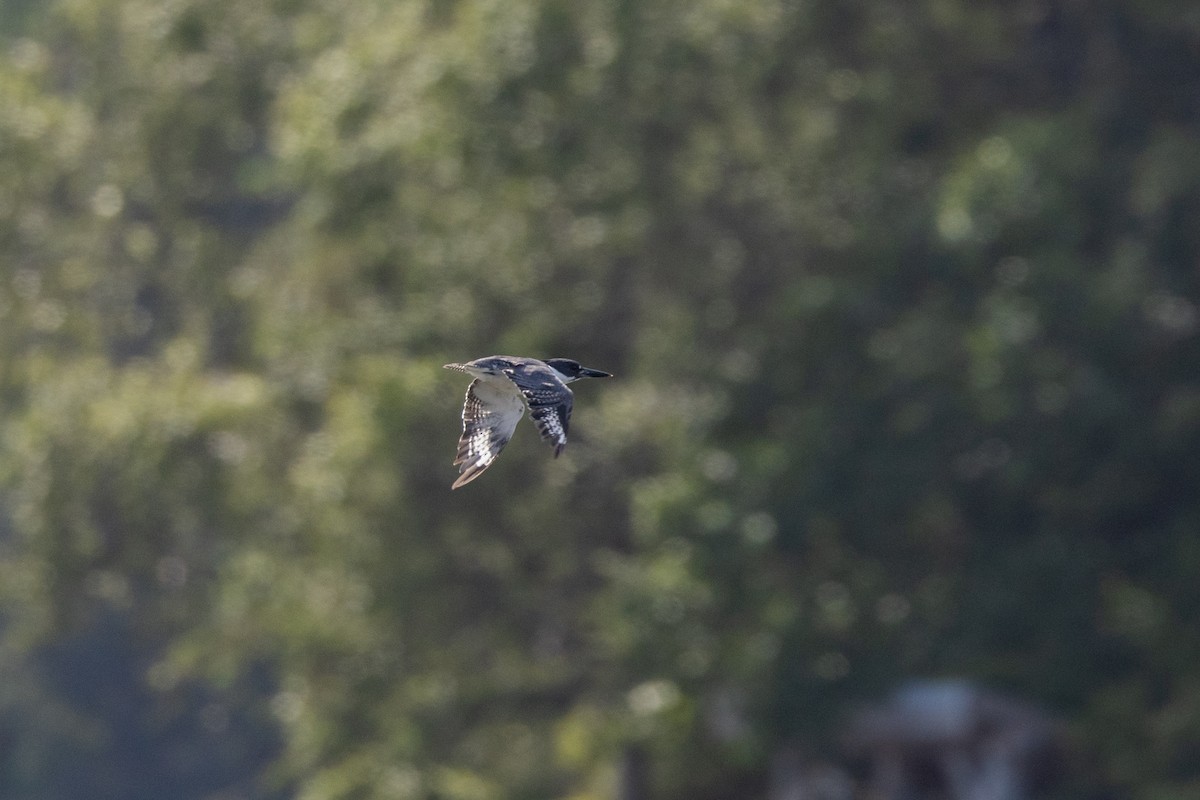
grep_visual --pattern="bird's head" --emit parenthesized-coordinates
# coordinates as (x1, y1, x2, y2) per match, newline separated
(544, 358, 612, 382)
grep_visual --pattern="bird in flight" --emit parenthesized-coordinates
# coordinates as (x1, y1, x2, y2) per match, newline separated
(442, 356, 612, 489)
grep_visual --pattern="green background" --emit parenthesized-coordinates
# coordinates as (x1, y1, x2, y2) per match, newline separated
(1, 1, 1198, 797)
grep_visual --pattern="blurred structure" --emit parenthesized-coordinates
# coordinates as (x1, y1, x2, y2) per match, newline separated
(842, 681, 1063, 800)
(618, 745, 649, 800)
(767, 749, 854, 800)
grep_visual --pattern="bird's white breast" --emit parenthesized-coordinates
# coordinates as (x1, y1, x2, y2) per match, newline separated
(471, 376, 525, 411)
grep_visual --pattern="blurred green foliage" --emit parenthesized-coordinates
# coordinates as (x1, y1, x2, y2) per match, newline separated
(1, 1, 1199, 798)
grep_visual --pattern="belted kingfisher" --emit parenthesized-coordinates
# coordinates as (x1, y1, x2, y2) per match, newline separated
(442, 356, 612, 489)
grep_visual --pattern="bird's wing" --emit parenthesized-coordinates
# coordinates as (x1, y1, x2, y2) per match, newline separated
(502, 362, 573, 456)
(452, 379, 525, 489)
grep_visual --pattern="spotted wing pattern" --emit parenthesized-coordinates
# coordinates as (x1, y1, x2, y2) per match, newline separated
(502, 362, 573, 456)
(451, 379, 526, 489)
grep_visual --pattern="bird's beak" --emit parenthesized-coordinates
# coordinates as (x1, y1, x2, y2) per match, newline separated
(580, 367, 612, 378)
